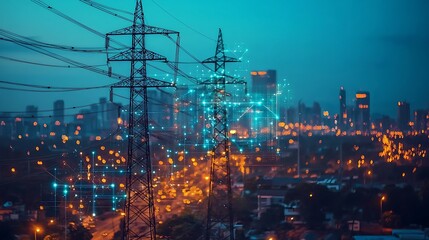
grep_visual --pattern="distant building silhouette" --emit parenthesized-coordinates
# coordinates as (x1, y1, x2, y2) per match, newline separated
(25, 105, 39, 138)
(354, 91, 370, 133)
(339, 87, 347, 130)
(53, 100, 64, 125)
(397, 101, 410, 132)
(414, 110, 429, 132)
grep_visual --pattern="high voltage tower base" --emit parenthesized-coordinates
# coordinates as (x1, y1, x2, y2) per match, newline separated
(106, 0, 178, 239)
(201, 29, 245, 240)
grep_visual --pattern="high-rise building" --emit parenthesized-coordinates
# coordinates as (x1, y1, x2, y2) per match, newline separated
(53, 100, 65, 125)
(414, 110, 428, 132)
(25, 105, 38, 119)
(250, 70, 277, 144)
(312, 102, 321, 125)
(339, 87, 347, 129)
(397, 101, 410, 132)
(25, 105, 39, 138)
(251, 70, 276, 100)
(160, 91, 174, 129)
(355, 91, 370, 133)
(51, 100, 65, 135)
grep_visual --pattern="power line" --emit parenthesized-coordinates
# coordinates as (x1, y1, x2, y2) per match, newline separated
(79, 0, 133, 16)
(30, 0, 127, 49)
(0, 55, 105, 68)
(0, 103, 98, 114)
(79, 0, 133, 23)
(1, 31, 125, 79)
(0, 80, 112, 91)
(0, 107, 118, 119)
(151, 0, 216, 42)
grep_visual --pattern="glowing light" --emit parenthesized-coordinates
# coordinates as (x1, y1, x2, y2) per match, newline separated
(356, 93, 367, 99)
(117, 117, 123, 125)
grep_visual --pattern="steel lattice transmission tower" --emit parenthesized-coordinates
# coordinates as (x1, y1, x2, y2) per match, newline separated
(106, 1, 178, 239)
(201, 29, 244, 240)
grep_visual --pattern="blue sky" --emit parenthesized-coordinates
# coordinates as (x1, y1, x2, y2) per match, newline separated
(0, 0, 428, 118)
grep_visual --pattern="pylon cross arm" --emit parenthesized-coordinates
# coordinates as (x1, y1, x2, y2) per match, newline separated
(108, 49, 167, 62)
(107, 24, 178, 36)
(111, 77, 174, 88)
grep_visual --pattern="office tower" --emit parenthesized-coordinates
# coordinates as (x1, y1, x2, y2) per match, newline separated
(25, 105, 39, 138)
(414, 110, 429, 132)
(25, 105, 38, 119)
(312, 102, 321, 125)
(286, 106, 297, 123)
(99, 97, 119, 133)
(250, 70, 277, 144)
(339, 87, 347, 130)
(160, 91, 174, 129)
(251, 70, 277, 100)
(397, 101, 410, 132)
(53, 100, 65, 124)
(355, 91, 370, 133)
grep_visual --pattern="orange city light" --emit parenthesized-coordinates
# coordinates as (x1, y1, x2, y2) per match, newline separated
(356, 93, 367, 99)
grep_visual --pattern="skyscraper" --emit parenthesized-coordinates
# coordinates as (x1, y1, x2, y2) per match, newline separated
(339, 87, 347, 130)
(397, 101, 410, 132)
(251, 70, 276, 100)
(250, 70, 277, 144)
(53, 100, 65, 125)
(355, 91, 370, 133)
(25, 105, 38, 119)
(414, 110, 428, 132)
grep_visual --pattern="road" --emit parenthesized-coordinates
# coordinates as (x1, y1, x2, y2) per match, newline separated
(91, 213, 122, 240)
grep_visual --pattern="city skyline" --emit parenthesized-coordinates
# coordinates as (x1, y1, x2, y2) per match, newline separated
(0, 86, 424, 122)
(0, 1, 428, 118)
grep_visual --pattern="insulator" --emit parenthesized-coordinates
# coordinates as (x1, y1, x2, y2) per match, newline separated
(105, 36, 110, 49)
(108, 66, 112, 77)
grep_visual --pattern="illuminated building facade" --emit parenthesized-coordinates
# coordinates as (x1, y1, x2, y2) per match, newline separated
(175, 86, 199, 136)
(250, 70, 277, 143)
(339, 87, 347, 130)
(251, 70, 277, 100)
(98, 97, 119, 133)
(354, 91, 370, 133)
(397, 101, 410, 132)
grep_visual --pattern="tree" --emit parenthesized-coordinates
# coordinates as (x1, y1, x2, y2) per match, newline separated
(0, 222, 16, 240)
(68, 224, 92, 240)
(258, 204, 285, 230)
(285, 183, 335, 229)
(157, 214, 203, 240)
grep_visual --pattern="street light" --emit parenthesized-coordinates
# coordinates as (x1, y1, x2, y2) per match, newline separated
(34, 227, 40, 240)
(380, 195, 386, 217)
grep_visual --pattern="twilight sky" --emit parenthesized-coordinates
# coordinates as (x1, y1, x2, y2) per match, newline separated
(0, 0, 428, 118)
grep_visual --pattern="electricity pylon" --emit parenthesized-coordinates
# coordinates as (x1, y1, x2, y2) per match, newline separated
(201, 29, 244, 240)
(106, 1, 178, 239)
